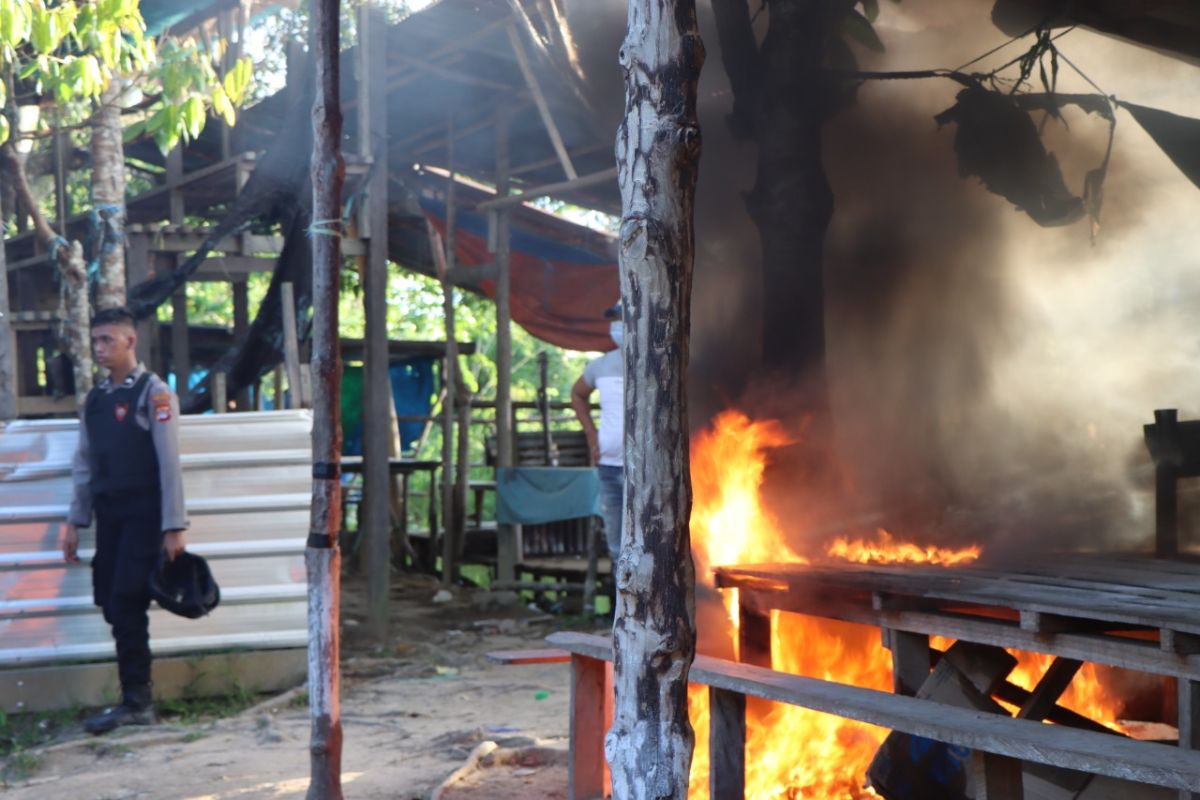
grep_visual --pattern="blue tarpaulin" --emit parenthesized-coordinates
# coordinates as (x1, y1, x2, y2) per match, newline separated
(496, 467, 600, 525)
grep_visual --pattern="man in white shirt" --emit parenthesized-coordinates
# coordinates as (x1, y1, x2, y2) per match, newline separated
(570, 305, 624, 560)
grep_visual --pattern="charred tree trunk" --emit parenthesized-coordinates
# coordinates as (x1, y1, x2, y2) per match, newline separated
(1, 145, 93, 400)
(305, 0, 344, 795)
(91, 81, 128, 310)
(0, 193, 15, 420)
(712, 0, 833, 408)
(608, 2, 704, 798)
(750, 0, 832, 396)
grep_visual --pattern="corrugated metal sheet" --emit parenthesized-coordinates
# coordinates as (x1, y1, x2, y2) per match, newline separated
(0, 410, 312, 669)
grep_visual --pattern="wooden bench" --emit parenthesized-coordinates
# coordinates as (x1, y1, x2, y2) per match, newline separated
(492, 633, 1200, 800)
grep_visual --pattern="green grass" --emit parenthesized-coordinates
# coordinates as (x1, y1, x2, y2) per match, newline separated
(0, 707, 80, 785)
(156, 682, 259, 725)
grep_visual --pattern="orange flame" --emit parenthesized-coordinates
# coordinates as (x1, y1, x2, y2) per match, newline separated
(824, 529, 982, 567)
(686, 410, 1120, 799)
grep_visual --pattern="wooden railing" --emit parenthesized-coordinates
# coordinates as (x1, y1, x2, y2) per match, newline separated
(492, 632, 1200, 800)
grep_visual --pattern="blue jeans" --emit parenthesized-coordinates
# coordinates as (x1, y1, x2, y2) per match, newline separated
(597, 464, 623, 560)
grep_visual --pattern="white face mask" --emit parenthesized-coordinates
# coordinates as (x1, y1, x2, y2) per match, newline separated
(609, 321, 623, 348)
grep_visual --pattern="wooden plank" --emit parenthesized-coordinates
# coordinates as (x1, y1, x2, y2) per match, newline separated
(568, 654, 607, 800)
(709, 686, 745, 800)
(475, 168, 618, 211)
(485, 648, 570, 665)
(547, 632, 1200, 792)
(718, 564, 1200, 635)
(762, 594, 1200, 681)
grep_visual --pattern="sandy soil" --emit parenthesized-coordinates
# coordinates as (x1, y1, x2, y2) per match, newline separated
(1, 574, 598, 800)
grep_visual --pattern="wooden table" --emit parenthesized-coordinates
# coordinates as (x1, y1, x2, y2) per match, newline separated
(716, 553, 1200, 796)
(340, 457, 440, 569)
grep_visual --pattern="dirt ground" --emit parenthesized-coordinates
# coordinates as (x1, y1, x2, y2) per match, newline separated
(1, 574, 602, 800)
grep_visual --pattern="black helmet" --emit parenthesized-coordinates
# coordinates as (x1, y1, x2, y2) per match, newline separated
(149, 551, 221, 619)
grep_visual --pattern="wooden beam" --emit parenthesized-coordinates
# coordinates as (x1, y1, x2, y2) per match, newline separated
(475, 167, 618, 211)
(511, 143, 609, 177)
(391, 52, 516, 92)
(506, 23, 577, 180)
(1016, 657, 1081, 721)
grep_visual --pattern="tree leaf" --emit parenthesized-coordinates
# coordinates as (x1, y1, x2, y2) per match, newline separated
(0, 114, 9, 146)
(843, 8, 885, 53)
(860, 0, 880, 22)
(183, 94, 204, 140)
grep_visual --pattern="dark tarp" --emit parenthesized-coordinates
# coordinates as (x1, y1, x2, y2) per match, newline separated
(1120, 101, 1200, 192)
(421, 196, 618, 353)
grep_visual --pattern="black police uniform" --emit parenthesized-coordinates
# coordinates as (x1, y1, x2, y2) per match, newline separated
(69, 365, 188, 701)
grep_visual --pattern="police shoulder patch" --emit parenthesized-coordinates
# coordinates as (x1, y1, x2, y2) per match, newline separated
(155, 404, 173, 422)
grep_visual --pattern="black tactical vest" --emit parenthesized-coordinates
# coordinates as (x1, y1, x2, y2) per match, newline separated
(85, 372, 160, 495)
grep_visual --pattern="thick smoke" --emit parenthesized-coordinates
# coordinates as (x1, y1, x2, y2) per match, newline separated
(562, 0, 1200, 554)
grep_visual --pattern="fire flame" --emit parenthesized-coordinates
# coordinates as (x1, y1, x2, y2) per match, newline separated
(824, 529, 982, 567)
(686, 410, 1119, 799)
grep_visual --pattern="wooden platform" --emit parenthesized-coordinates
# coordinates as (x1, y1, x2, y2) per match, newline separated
(716, 552, 1200, 681)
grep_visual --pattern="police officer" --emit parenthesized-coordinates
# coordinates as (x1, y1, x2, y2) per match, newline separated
(61, 306, 188, 734)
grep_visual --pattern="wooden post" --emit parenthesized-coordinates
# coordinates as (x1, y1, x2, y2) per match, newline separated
(232, 278, 250, 410)
(1180, 678, 1200, 800)
(494, 106, 519, 582)
(438, 114, 459, 588)
(889, 630, 932, 697)
(1155, 409, 1180, 559)
(738, 603, 771, 668)
(0, 193, 14, 421)
(213, 372, 227, 413)
(305, 0, 345, 794)
(281, 281, 303, 410)
(569, 654, 611, 800)
(608, 3, 704, 798)
(358, 2, 392, 638)
(171, 283, 190, 392)
(970, 752, 1025, 800)
(708, 687, 745, 800)
(166, 146, 185, 224)
(125, 235, 156, 367)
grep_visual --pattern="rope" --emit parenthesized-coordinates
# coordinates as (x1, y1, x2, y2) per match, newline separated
(307, 219, 344, 238)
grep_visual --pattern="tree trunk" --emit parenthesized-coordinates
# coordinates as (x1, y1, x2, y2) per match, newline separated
(749, 0, 833, 397)
(0, 192, 16, 420)
(608, 2, 704, 798)
(1, 144, 93, 400)
(305, 0, 344, 795)
(91, 81, 128, 310)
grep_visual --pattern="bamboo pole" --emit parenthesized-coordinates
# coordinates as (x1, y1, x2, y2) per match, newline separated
(305, 0, 344, 793)
(607, 2, 704, 798)
(494, 107, 519, 583)
(359, 2, 392, 637)
(0, 193, 14, 421)
(438, 113, 459, 588)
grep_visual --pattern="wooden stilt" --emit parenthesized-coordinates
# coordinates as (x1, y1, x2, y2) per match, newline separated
(280, 281, 302, 410)
(569, 654, 609, 800)
(493, 106, 518, 583)
(709, 686, 746, 800)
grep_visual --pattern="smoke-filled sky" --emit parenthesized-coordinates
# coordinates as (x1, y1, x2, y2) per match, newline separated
(561, 0, 1200, 553)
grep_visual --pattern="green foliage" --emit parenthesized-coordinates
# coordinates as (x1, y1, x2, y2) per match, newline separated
(0, 0, 253, 153)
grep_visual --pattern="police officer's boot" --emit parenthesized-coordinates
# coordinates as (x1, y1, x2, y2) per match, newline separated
(84, 684, 157, 734)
